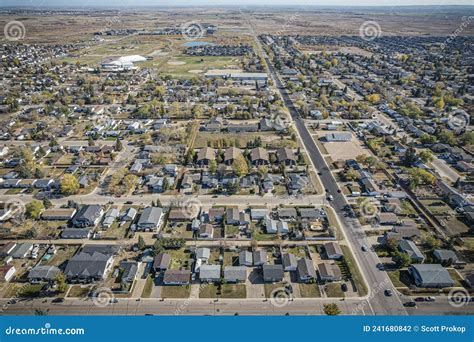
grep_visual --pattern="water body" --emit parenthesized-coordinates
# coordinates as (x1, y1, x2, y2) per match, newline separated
(183, 41, 215, 47)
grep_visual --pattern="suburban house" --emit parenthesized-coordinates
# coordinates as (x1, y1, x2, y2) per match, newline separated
(262, 264, 284, 282)
(224, 147, 242, 165)
(27, 265, 61, 283)
(282, 253, 297, 271)
(163, 269, 191, 285)
(196, 147, 215, 166)
(408, 264, 454, 288)
(398, 240, 425, 263)
(250, 147, 269, 165)
(61, 228, 91, 239)
(119, 261, 139, 283)
(0, 242, 17, 257)
(433, 249, 459, 264)
(199, 264, 221, 283)
(135, 207, 163, 231)
(198, 223, 213, 238)
(317, 262, 342, 282)
(265, 219, 289, 234)
(239, 250, 253, 267)
(11, 243, 33, 259)
(224, 266, 247, 283)
(276, 148, 296, 165)
(324, 242, 343, 259)
(102, 208, 119, 229)
(64, 245, 116, 283)
(253, 250, 267, 266)
(71, 205, 103, 227)
(297, 258, 317, 282)
(0, 265, 16, 282)
(41, 208, 77, 221)
(153, 253, 171, 272)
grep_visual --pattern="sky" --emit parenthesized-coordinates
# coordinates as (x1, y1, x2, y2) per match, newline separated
(1, 0, 473, 7)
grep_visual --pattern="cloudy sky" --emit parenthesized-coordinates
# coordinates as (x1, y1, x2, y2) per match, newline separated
(1, 0, 473, 6)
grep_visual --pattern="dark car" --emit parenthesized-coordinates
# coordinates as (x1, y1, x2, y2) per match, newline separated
(384, 289, 393, 297)
(125, 201, 133, 204)
(414, 297, 425, 302)
(52, 298, 65, 303)
(404, 301, 416, 307)
(341, 283, 348, 292)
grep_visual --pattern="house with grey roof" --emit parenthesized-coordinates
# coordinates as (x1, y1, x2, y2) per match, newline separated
(398, 240, 425, 263)
(163, 269, 190, 285)
(317, 262, 342, 282)
(61, 228, 91, 239)
(199, 264, 221, 283)
(408, 264, 454, 288)
(64, 245, 115, 283)
(276, 148, 296, 165)
(324, 242, 343, 259)
(102, 208, 119, 229)
(262, 264, 284, 283)
(27, 265, 61, 283)
(277, 208, 297, 220)
(253, 250, 267, 266)
(433, 249, 459, 264)
(135, 207, 163, 231)
(119, 261, 138, 283)
(226, 208, 240, 225)
(72, 204, 103, 228)
(239, 250, 253, 266)
(297, 258, 316, 283)
(224, 266, 247, 283)
(11, 243, 33, 259)
(198, 223, 213, 238)
(196, 247, 210, 261)
(121, 207, 137, 222)
(265, 219, 289, 234)
(282, 253, 297, 271)
(153, 253, 171, 272)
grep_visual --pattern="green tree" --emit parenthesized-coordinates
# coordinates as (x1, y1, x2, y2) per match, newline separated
(138, 236, 146, 251)
(55, 273, 68, 293)
(323, 303, 341, 316)
(25, 200, 44, 219)
(60, 174, 80, 195)
(393, 252, 411, 267)
(232, 155, 249, 177)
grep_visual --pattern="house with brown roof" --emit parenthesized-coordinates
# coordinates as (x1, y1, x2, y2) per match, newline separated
(250, 147, 269, 165)
(224, 147, 242, 165)
(163, 269, 191, 285)
(196, 147, 215, 166)
(276, 148, 296, 165)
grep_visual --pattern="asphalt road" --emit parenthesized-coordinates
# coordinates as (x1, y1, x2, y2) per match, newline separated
(263, 52, 408, 316)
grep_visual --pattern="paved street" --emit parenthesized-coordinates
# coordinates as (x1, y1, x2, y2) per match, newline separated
(262, 49, 408, 316)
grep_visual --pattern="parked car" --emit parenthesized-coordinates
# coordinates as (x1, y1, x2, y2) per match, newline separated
(384, 289, 393, 297)
(341, 283, 348, 292)
(414, 297, 425, 302)
(404, 301, 416, 307)
(361, 245, 368, 252)
(425, 297, 435, 302)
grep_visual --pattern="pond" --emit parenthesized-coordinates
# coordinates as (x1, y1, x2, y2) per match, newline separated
(182, 41, 215, 47)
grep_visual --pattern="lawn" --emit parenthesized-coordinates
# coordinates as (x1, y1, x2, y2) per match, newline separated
(299, 283, 321, 298)
(169, 249, 192, 270)
(161, 56, 239, 77)
(287, 246, 307, 259)
(141, 276, 154, 298)
(264, 283, 286, 298)
(67, 285, 91, 298)
(199, 284, 246, 298)
(225, 225, 240, 236)
(224, 252, 240, 266)
(325, 282, 344, 297)
(387, 270, 411, 288)
(160, 285, 191, 298)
